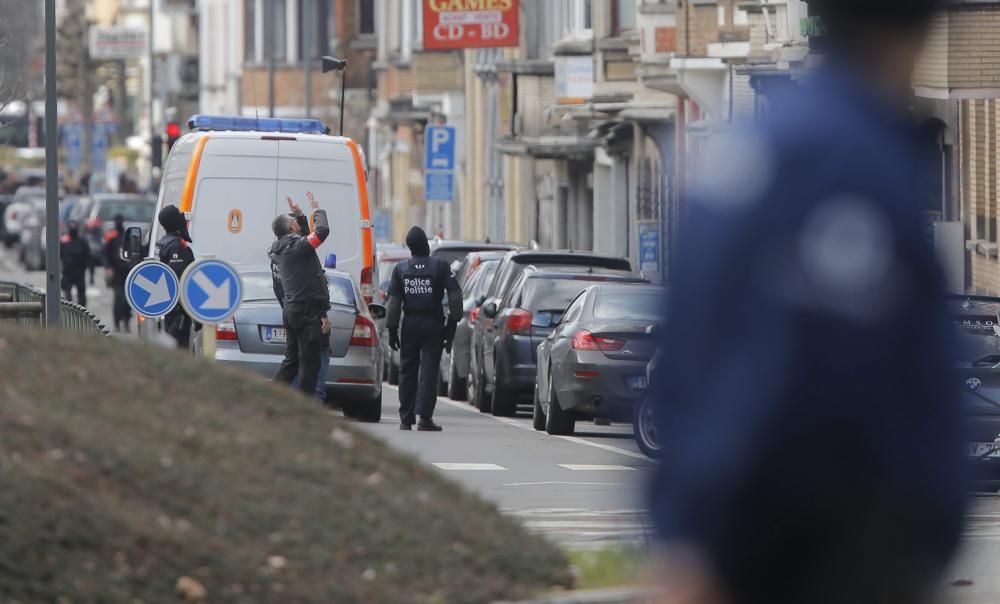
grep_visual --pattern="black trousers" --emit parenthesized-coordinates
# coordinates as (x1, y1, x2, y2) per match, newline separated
(112, 284, 132, 327)
(398, 314, 444, 424)
(274, 301, 326, 397)
(62, 271, 86, 306)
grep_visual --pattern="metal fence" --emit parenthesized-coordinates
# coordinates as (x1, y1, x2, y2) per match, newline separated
(0, 281, 111, 336)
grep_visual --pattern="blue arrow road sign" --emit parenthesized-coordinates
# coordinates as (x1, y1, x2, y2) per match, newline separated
(425, 125, 456, 171)
(125, 260, 180, 318)
(180, 258, 243, 324)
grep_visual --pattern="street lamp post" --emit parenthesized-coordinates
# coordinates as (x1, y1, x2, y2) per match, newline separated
(303, 0, 312, 118)
(44, 0, 60, 328)
(321, 56, 347, 136)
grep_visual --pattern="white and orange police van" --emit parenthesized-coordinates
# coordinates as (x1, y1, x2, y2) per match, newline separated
(145, 115, 376, 302)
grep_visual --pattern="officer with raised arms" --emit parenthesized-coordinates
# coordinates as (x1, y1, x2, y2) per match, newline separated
(386, 226, 462, 431)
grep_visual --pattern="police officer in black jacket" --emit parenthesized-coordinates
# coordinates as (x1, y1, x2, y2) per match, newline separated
(386, 226, 462, 431)
(60, 220, 90, 305)
(269, 192, 332, 397)
(155, 205, 195, 348)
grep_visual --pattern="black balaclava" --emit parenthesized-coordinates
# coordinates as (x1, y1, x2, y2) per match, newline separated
(405, 226, 430, 257)
(67, 221, 79, 239)
(158, 205, 192, 243)
(114, 213, 125, 233)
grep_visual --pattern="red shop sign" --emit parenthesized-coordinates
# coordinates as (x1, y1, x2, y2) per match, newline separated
(423, 0, 519, 50)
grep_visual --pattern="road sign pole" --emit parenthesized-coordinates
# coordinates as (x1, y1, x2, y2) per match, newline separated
(148, 0, 156, 191)
(44, 0, 61, 328)
(203, 325, 217, 359)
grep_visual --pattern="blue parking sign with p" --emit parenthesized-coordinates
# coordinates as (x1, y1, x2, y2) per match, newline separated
(425, 126, 456, 171)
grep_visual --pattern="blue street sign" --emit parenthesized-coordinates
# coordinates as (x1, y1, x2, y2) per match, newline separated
(125, 260, 180, 318)
(64, 124, 83, 173)
(180, 258, 243, 324)
(638, 222, 661, 275)
(91, 125, 108, 175)
(425, 171, 455, 203)
(425, 126, 456, 171)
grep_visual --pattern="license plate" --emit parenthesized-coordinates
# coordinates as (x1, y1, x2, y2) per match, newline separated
(627, 376, 648, 391)
(263, 326, 286, 344)
(968, 442, 1000, 459)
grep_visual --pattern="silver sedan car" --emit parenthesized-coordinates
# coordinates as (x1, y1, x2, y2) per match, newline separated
(194, 267, 385, 422)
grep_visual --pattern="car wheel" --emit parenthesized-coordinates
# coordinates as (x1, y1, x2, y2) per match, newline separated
(532, 385, 546, 431)
(473, 365, 492, 414)
(545, 372, 575, 436)
(356, 392, 383, 423)
(388, 359, 400, 385)
(447, 355, 467, 401)
(634, 396, 660, 459)
(491, 361, 515, 417)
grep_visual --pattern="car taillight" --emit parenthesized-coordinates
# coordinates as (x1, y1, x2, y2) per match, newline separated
(216, 321, 238, 341)
(571, 330, 624, 352)
(470, 306, 480, 324)
(351, 314, 376, 347)
(360, 267, 373, 304)
(507, 308, 532, 335)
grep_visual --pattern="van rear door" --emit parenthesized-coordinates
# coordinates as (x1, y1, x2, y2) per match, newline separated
(277, 139, 363, 284)
(190, 137, 279, 264)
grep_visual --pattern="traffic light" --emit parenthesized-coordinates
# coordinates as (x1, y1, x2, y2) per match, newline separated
(151, 135, 163, 169)
(166, 122, 182, 152)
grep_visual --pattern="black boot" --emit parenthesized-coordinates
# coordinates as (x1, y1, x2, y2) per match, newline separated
(417, 418, 443, 432)
(399, 422, 412, 430)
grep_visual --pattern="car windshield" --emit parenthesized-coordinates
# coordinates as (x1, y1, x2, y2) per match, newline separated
(241, 272, 356, 308)
(523, 278, 615, 312)
(98, 200, 154, 222)
(593, 291, 664, 321)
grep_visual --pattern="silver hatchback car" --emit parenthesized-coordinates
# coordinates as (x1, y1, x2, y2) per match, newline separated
(194, 267, 385, 421)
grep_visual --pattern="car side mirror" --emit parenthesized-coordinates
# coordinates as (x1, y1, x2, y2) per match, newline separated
(122, 226, 143, 264)
(483, 302, 498, 319)
(368, 303, 387, 320)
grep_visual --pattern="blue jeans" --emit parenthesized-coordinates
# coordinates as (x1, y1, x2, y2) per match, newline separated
(293, 349, 329, 402)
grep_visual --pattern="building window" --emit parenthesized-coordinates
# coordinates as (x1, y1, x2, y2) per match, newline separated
(717, 5, 726, 27)
(298, 0, 332, 60)
(358, 0, 375, 36)
(273, 0, 288, 62)
(561, 0, 593, 39)
(245, 0, 257, 62)
(613, 0, 636, 35)
(734, 7, 749, 26)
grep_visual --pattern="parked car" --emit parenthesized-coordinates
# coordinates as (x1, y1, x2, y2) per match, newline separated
(468, 250, 635, 413)
(482, 271, 649, 417)
(376, 246, 411, 385)
(440, 257, 502, 401)
(634, 343, 662, 458)
(0, 194, 13, 245)
(192, 267, 386, 422)
(71, 194, 155, 269)
(20, 197, 81, 271)
(4, 187, 46, 248)
(535, 283, 665, 435)
(953, 295, 1000, 484)
(429, 241, 522, 280)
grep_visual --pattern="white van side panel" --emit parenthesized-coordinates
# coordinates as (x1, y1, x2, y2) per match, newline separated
(277, 139, 363, 282)
(148, 136, 196, 248)
(190, 138, 279, 266)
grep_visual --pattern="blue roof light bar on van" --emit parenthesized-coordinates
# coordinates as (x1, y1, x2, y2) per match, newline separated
(187, 115, 329, 135)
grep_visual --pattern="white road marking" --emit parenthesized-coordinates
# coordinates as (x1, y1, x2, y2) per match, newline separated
(411, 390, 652, 461)
(432, 463, 507, 471)
(559, 464, 636, 471)
(503, 481, 622, 487)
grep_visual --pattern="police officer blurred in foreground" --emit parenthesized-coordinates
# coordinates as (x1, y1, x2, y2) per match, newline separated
(155, 205, 195, 348)
(60, 220, 90, 305)
(102, 214, 133, 333)
(386, 226, 462, 431)
(270, 192, 332, 397)
(651, 1, 966, 603)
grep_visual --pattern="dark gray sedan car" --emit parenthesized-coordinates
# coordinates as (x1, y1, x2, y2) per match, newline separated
(535, 283, 665, 435)
(194, 267, 386, 422)
(440, 257, 501, 401)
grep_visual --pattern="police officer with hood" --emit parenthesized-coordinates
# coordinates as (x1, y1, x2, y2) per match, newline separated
(155, 205, 195, 348)
(270, 192, 332, 397)
(60, 220, 90, 305)
(386, 226, 462, 431)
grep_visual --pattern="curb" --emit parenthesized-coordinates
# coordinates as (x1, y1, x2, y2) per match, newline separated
(498, 588, 655, 604)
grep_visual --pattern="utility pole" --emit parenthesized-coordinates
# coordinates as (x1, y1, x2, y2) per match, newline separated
(44, 0, 60, 327)
(267, 0, 275, 117)
(148, 0, 156, 191)
(303, 0, 312, 118)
